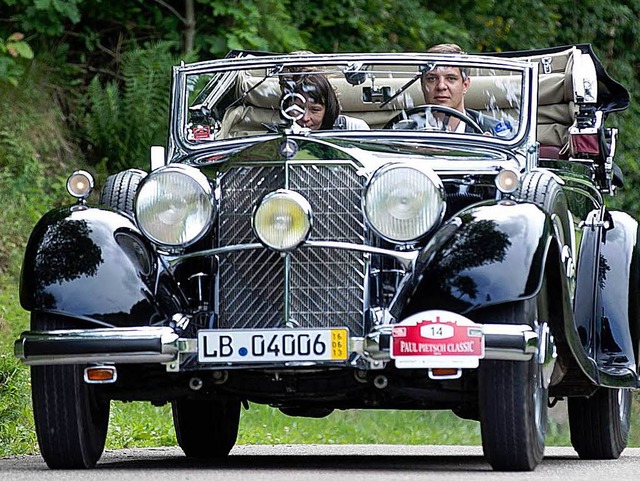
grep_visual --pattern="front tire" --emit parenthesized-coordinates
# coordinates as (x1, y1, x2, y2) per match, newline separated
(99, 169, 147, 216)
(30, 314, 110, 469)
(568, 387, 631, 459)
(478, 294, 549, 471)
(172, 398, 241, 458)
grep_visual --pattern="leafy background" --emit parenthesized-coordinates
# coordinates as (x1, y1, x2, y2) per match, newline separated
(1, 0, 640, 456)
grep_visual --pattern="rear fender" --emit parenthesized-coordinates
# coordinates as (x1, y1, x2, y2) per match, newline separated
(20, 205, 181, 327)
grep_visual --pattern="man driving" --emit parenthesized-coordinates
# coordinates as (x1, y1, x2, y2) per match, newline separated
(421, 43, 504, 135)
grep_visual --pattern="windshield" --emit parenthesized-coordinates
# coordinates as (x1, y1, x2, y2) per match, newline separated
(183, 59, 524, 143)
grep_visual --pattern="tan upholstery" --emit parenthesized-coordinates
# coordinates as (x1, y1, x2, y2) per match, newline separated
(222, 48, 578, 147)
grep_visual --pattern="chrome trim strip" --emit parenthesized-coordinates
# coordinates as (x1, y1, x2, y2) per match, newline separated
(284, 252, 291, 324)
(168, 240, 419, 271)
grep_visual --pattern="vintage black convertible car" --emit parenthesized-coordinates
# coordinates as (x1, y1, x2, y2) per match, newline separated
(15, 45, 638, 471)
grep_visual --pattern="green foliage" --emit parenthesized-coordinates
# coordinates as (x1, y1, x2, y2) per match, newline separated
(204, 0, 307, 55)
(82, 42, 192, 171)
(0, 32, 34, 86)
(285, 0, 468, 53)
(3, 0, 82, 36)
(0, 71, 74, 277)
(106, 402, 176, 448)
(84, 397, 640, 449)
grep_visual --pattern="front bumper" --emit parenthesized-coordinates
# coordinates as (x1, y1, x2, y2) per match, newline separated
(14, 327, 180, 365)
(15, 322, 539, 368)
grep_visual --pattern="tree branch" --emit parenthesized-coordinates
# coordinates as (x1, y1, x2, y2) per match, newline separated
(153, 0, 187, 24)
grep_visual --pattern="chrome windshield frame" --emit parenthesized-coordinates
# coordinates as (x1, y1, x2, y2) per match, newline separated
(169, 53, 537, 160)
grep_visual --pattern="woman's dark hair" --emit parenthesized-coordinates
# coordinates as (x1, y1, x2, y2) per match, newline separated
(281, 73, 341, 130)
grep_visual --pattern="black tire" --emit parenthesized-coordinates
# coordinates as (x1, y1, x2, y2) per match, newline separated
(99, 169, 147, 216)
(172, 398, 241, 458)
(568, 387, 631, 459)
(478, 292, 549, 471)
(517, 171, 570, 245)
(30, 314, 110, 469)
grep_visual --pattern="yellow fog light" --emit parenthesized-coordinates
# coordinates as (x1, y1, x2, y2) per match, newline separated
(66, 170, 94, 199)
(253, 190, 312, 251)
(495, 168, 520, 193)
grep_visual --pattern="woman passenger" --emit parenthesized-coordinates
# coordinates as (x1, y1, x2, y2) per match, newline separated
(280, 73, 369, 130)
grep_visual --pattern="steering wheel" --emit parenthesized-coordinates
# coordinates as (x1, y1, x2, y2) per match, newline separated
(384, 105, 485, 134)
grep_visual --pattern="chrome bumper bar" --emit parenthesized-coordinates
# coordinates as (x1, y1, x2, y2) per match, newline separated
(361, 323, 539, 363)
(15, 322, 538, 367)
(14, 327, 180, 366)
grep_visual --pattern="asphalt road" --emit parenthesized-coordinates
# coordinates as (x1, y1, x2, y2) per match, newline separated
(2, 445, 640, 480)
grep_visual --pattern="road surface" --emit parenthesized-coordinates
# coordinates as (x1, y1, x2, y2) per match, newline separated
(2, 445, 639, 480)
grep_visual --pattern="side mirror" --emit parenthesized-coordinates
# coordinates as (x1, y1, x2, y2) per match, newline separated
(150, 146, 165, 171)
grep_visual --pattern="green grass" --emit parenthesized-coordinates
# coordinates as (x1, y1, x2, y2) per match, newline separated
(105, 396, 633, 449)
(0, 281, 39, 457)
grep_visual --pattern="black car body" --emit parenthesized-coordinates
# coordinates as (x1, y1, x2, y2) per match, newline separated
(15, 45, 639, 470)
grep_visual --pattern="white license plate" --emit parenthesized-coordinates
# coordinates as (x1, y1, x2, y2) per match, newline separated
(198, 328, 349, 363)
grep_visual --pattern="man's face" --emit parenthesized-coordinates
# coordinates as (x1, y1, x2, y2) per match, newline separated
(421, 66, 470, 112)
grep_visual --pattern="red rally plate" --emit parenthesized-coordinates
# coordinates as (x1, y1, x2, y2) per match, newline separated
(391, 310, 484, 369)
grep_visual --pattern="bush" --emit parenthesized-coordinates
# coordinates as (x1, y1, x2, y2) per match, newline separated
(0, 70, 75, 277)
(83, 42, 193, 172)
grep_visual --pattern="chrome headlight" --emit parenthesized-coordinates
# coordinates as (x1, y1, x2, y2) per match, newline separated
(253, 189, 312, 251)
(364, 164, 445, 242)
(135, 164, 213, 247)
(67, 170, 94, 199)
(495, 167, 520, 193)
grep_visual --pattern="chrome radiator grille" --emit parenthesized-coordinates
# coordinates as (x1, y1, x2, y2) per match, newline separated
(217, 163, 366, 335)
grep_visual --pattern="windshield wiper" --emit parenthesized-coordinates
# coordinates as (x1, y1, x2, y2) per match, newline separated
(379, 63, 434, 108)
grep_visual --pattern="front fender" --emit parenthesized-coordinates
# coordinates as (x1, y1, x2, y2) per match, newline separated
(401, 201, 552, 316)
(20, 205, 178, 327)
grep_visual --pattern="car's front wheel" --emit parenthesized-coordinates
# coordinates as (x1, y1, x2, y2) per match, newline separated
(99, 168, 147, 216)
(477, 290, 550, 471)
(568, 387, 631, 459)
(172, 398, 241, 458)
(30, 314, 110, 469)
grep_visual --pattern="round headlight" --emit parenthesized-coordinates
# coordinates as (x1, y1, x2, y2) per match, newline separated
(67, 170, 94, 199)
(135, 164, 213, 247)
(253, 190, 312, 251)
(495, 167, 520, 193)
(364, 164, 444, 242)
